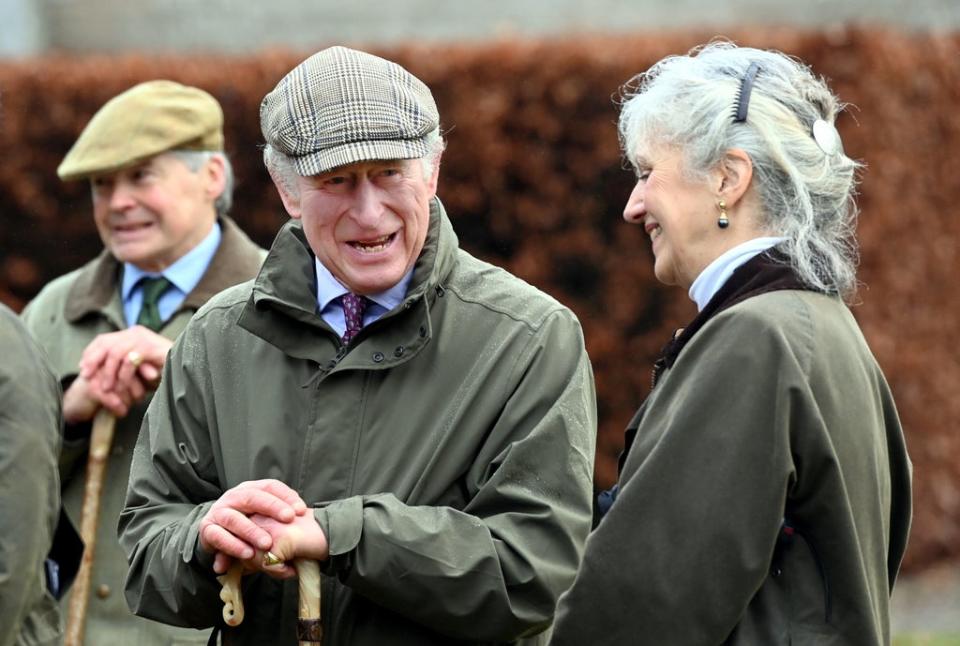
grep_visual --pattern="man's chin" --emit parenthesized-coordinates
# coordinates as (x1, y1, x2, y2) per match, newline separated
(338, 261, 411, 295)
(344, 277, 402, 296)
(111, 245, 162, 271)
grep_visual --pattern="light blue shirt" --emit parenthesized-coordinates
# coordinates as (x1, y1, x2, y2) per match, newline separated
(688, 236, 788, 311)
(121, 222, 222, 327)
(314, 257, 412, 338)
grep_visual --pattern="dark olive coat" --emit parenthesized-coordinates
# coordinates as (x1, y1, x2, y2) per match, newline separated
(120, 201, 598, 645)
(0, 304, 62, 646)
(21, 217, 265, 646)
(551, 284, 911, 645)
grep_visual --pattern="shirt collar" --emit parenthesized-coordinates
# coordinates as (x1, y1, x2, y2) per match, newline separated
(121, 222, 222, 300)
(689, 236, 787, 311)
(313, 257, 413, 313)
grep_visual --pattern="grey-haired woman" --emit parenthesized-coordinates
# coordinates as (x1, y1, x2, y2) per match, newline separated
(550, 42, 912, 645)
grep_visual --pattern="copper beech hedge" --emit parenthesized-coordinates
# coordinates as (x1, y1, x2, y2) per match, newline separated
(1, 28, 957, 572)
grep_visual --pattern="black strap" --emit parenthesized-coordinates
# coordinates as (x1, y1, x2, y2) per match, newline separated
(206, 623, 222, 646)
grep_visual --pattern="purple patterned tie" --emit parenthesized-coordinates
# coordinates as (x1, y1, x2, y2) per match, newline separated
(341, 293, 368, 345)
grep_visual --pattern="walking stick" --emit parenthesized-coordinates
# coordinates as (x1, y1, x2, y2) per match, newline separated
(217, 557, 322, 644)
(64, 409, 117, 646)
(296, 559, 322, 645)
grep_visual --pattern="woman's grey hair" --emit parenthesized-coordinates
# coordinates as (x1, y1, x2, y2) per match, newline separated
(262, 128, 446, 198)
(619, 41, 862, 298)
(169, 150, 235, 217)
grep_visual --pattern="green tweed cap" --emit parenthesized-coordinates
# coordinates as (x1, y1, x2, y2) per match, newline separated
(260, 46, 439, 176)
(57, 80, 224, 181)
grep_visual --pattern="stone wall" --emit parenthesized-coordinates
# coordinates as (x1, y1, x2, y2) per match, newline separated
(1, 0, 958, 57)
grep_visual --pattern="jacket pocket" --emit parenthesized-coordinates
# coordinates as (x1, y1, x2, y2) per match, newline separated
(777, 521, 832, 625)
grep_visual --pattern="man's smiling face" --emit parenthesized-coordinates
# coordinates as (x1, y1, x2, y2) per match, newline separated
(288, 158, 439, 295)
(90, 152, 220, 272)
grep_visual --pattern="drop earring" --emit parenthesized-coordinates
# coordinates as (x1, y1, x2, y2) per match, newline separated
(717, 199, 729, 229)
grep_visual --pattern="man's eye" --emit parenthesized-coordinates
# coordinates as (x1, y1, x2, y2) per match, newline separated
(325, 176, 347, 186)
(91, 178, 112, 192)
(636, 170, 651, 182)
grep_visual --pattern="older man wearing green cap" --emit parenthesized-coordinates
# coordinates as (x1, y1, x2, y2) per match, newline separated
(21, 79, 265, 646)
(119, 47, 597, 645)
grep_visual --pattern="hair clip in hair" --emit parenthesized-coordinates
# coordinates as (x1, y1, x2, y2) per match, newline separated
(733, 62, 761, 124)
(812, 119, 842, 156)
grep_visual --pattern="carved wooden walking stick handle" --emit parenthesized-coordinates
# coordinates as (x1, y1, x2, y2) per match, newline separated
(215, 556, 321, 644)
(216, 561, 245, 626)
(64, 409, 116, 646)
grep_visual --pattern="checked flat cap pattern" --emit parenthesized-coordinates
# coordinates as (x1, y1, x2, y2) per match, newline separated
(260, 46, 439, 176)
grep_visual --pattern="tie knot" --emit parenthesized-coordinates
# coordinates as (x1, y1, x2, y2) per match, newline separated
(341, 293, 368, 345)
(140, 276, 173, 305)
(136, 276, 173, 332)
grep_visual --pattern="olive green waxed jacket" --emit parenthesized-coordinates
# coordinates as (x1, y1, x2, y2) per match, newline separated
(119, 199, 598, 645)
(0, 305, 63, 646)
(551, 290, 912, 646)
(21, 217, 266, 646)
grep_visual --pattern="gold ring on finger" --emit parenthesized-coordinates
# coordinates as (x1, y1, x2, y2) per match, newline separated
(262, 551, 283, 567)
(127, 351, 143, 367)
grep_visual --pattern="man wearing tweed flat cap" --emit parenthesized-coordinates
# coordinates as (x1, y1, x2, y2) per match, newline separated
(121, 46, 597, 645)
(22, 80, 265, 646)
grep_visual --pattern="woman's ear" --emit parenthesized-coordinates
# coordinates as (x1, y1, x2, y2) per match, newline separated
(716, 148, 753, 207)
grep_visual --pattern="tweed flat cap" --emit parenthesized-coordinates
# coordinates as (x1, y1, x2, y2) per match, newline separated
(260, 46, 439, 176)
(57, 80, 224, 181)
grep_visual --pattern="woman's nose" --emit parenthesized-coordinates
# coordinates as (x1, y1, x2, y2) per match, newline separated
(623, 181, 646, 223)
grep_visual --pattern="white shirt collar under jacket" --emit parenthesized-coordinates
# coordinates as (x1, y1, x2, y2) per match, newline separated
(689, 237, 787, 312)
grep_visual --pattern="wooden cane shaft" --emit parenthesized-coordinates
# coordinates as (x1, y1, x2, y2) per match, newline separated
(64, 409, 117, 646)
(296, 558, 322, 645)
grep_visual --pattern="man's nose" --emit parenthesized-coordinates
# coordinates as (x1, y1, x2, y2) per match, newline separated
(350, 180, 385, 228)
(623, 181, 646, 223)
(107, 181, 137, 213)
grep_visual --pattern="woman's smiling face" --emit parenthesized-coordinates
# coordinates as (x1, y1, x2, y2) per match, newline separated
(622, 143, 766, 291)
(622, 145, 721, 290)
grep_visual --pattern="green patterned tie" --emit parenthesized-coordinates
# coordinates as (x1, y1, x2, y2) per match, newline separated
(136, 276, 173, 331)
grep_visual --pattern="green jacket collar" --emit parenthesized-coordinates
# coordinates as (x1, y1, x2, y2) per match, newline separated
(241, 197, 459, 366)
(64, 215, 264, 324)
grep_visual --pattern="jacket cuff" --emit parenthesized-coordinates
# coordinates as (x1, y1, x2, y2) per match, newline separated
(63, 420, 93, 443)
(188, 504, 216, 570)
(314, 496, 363, 576)
(60, 374, 93, 441)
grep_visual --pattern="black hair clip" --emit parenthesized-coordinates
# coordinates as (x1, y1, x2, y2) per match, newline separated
(733, 62, 761, 124)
